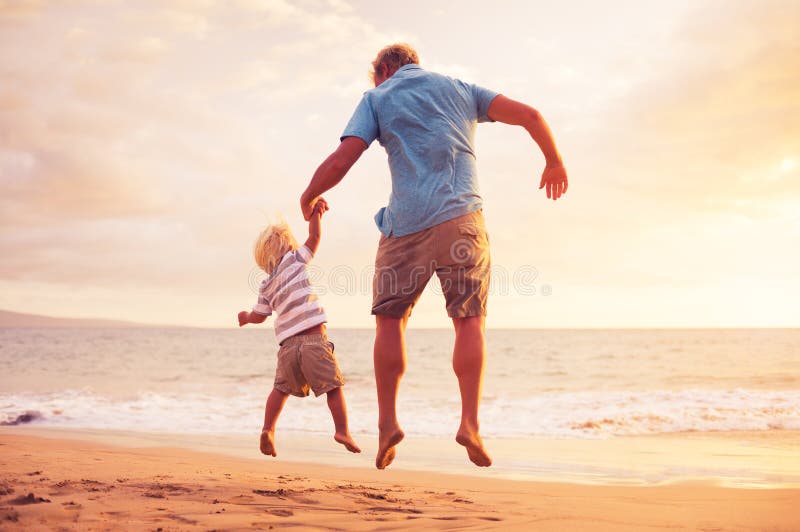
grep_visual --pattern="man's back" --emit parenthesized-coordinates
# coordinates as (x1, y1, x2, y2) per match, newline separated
(342, 65, 498, 237)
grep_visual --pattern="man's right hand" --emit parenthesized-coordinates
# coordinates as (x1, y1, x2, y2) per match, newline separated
(539, 164, 568, 201)
(301, 193, 316, 221)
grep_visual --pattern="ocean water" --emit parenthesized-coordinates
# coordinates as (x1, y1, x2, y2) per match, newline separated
(1, 327, 798, 440)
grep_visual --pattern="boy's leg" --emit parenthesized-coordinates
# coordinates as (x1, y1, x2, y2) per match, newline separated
(373, 314, 408, 469)
(452, 315, 491, 467)
(261, 387, 289, 457)
(326, 387, 361, 453)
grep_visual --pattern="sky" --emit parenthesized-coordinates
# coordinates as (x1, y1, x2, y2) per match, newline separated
(1, 0, 798, 328)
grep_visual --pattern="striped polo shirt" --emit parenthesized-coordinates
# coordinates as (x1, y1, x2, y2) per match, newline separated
(252, 245, 327, 344)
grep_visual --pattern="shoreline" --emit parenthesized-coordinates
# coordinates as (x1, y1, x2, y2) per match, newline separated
(1, 431, 798, 530)
(4, 426, 799, 489)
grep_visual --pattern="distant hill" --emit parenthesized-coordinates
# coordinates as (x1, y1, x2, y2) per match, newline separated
(0, 309, 158, 328)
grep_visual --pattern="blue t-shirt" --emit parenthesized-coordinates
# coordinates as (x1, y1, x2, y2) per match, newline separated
(341, 64, 499, 237)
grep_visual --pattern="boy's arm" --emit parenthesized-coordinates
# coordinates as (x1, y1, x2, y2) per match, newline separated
(238, 310, 268, 327)
(487, 94, 568, 201)
(302, 199, 327, 255)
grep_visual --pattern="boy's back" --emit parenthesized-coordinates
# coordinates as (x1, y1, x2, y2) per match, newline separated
(238, 200, 360, 457)
(253, 245, 326, 344)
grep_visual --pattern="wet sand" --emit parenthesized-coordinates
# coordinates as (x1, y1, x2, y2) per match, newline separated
(1, 430, 798, 530)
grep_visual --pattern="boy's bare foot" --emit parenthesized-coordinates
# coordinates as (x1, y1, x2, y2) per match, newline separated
(334, 432, 362, 453)
(375, 426, 404, 470)
(260, 430, 277, 457)
(456, 430, 492, 467)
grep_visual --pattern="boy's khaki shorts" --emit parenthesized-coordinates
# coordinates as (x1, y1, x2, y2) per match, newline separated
(372, 209, 491, 319)
(274, 334, 345, 398)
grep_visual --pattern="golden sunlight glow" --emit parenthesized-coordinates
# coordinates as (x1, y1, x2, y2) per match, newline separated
(0, 1, 798, 327)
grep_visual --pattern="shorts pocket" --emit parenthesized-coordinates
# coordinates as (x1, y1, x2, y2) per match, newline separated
(458, 223, 488, 244)
(450, 223, 489, 265)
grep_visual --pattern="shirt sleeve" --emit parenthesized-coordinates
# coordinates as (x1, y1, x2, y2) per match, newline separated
(252, 281, 273, 316)
(295, 245, 313, 264)
(340, 93, 379, 145)
(471, 83, 500, 123)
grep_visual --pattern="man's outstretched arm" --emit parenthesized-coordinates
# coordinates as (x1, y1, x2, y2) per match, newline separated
(300, 136, 368, 220)
(488, 95, 568, 200)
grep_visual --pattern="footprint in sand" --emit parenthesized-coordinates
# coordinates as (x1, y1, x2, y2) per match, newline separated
(148, 482, 191, 493)
(0, 507, 20, 522)
(360, 491, 399, 503)
(8, 493, 50, 505)
(367, 506, 422, 515)
(252, 488, 292, 498)
(140, 482, 191, 499)
(167, 513, 198, 525)
(51, 480, 74, 493)
(289, 495, 320, 505)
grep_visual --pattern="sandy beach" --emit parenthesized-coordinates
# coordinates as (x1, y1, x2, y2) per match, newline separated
(2, 430, 798, 531)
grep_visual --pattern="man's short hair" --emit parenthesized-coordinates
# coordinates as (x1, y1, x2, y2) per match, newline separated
(371, 43, 419, 80)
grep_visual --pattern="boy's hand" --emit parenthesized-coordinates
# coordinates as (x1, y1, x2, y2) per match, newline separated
(238, 311, 249, 327)
(312, 197, 329, 216)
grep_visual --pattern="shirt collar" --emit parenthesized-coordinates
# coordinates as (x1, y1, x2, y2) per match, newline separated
(395, 64, 421, 75)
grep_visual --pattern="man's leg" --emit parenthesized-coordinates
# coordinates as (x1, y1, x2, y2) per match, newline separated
(452, 315, 492, 467)
(373, 314, 408, 469)
(261, 387, 289, 457)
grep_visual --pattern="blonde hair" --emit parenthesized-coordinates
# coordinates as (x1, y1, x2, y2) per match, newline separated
(253, 221, 297, 275)
(371, 43, 419, 81)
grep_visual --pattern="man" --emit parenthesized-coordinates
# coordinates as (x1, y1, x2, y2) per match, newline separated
(300, 43, 567, 470)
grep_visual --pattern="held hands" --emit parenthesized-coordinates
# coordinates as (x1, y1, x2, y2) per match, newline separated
(311, 197, 329, 217)
(301, 195, 330, 220)
(539, 164, 568, 201)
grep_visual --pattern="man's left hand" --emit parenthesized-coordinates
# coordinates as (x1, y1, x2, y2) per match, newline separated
(539, 164, 568, 200)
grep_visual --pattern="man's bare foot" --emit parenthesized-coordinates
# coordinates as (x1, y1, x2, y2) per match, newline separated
(260, 430, 277, 457)
(375, 426, 404, 470)
(456, 430, 492, 467)
(334, 432, 362, 453)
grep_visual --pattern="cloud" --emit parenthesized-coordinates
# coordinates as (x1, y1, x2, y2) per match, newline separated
(592, 0, 800, 214)
(0, 0, 45, 19)
(0, 1, 388, 283)
(2, 1, 797, 326)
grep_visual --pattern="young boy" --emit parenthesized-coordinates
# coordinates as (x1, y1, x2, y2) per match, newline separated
(238, 199, 360, 457)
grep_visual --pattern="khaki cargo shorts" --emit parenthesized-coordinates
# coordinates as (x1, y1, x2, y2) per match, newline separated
(274, 334, 345, 397)
(372, 209, 491, 319)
